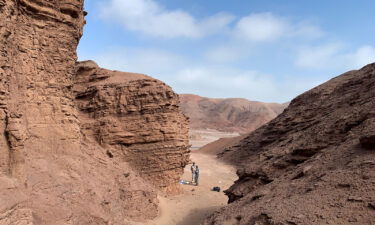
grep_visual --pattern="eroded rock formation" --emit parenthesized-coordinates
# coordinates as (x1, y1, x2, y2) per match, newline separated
(0, 1, 189, 224)
(74, 61, 190, 193)
(203, 64, 375, 225)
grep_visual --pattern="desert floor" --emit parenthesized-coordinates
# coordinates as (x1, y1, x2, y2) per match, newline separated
(189, 129, 239, 150)
(140, 151, 237, 225)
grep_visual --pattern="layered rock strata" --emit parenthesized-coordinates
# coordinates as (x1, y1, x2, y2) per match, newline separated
(0, 1, 189, 224)
(1, 2, 87, 223)
(203, 64, 375, 225)
(74, 60, 190, 193)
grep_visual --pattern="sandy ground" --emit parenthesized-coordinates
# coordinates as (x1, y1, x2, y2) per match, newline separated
(189, 129, 239, 150)
(139, 152, 237, 225)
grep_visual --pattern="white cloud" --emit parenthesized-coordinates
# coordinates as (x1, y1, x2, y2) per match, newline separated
(79, 48, 301, 102)
(174, 67, 326, 102)
(295, 43, 343, 69)
(295, 44, 375, 70)
(235, 13, 289, 41)
(350, 46, 375, 68)
(204, 46, 249, 63)
(78, 0, 375, 106)
(174, 67, 281, 101)
(99, 2, 323, 42)
(80, 47, 186, 76)
(100, 0, 235, 38)
(234, 13, 324, 42)
(292, 22, 324, 39)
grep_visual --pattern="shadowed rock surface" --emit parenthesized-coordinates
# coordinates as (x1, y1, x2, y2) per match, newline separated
(202, 64, 375, 225)
(0, 1, 189, 224)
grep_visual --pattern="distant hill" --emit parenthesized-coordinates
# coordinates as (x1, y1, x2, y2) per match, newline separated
(179, 94, 287, 134)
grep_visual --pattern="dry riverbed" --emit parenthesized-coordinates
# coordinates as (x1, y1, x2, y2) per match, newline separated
(139, 152, 237, 225)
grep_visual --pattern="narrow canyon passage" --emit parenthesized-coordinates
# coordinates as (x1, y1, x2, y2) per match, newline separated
(135, 152, 237, 225)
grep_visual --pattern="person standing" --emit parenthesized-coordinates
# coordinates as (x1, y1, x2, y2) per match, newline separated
(195, 166, 200, 186)
(191, 162, 197, 183)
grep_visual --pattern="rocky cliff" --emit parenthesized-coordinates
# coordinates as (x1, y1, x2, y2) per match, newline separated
(0, 1, 189, 224)
(74, 61, 190, 193)
(203, 64, 375, 225)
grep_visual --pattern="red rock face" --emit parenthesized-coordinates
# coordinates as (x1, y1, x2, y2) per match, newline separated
(74, 61, 190, 193)
(0, 0, 85, 178)
(203, 64, 375, 225)
(0, 1, 189, 224)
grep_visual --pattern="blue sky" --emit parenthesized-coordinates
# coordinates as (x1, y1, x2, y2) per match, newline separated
(78, 0, 375, 103)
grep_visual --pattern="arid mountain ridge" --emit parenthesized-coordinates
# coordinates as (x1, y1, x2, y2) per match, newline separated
(180, 94, 287, 133)
(180, 94, 287, 150)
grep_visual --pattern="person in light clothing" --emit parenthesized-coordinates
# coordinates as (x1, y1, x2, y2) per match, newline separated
(194, 166, 200, 186)
(191, 162, 197, 183)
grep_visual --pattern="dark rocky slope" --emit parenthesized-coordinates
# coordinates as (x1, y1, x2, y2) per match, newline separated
(203, 64, 375, 225)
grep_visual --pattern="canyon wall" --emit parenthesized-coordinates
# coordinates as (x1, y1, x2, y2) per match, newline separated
(0, 1, 189, 224)
(0, 0, 85, 181)
(203, 64, 375, 225)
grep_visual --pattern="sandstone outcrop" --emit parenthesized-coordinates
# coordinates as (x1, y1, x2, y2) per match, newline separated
(203, 64, 375, 225)
(74, 60, 190, 193)
(0, 1, 189, 224)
